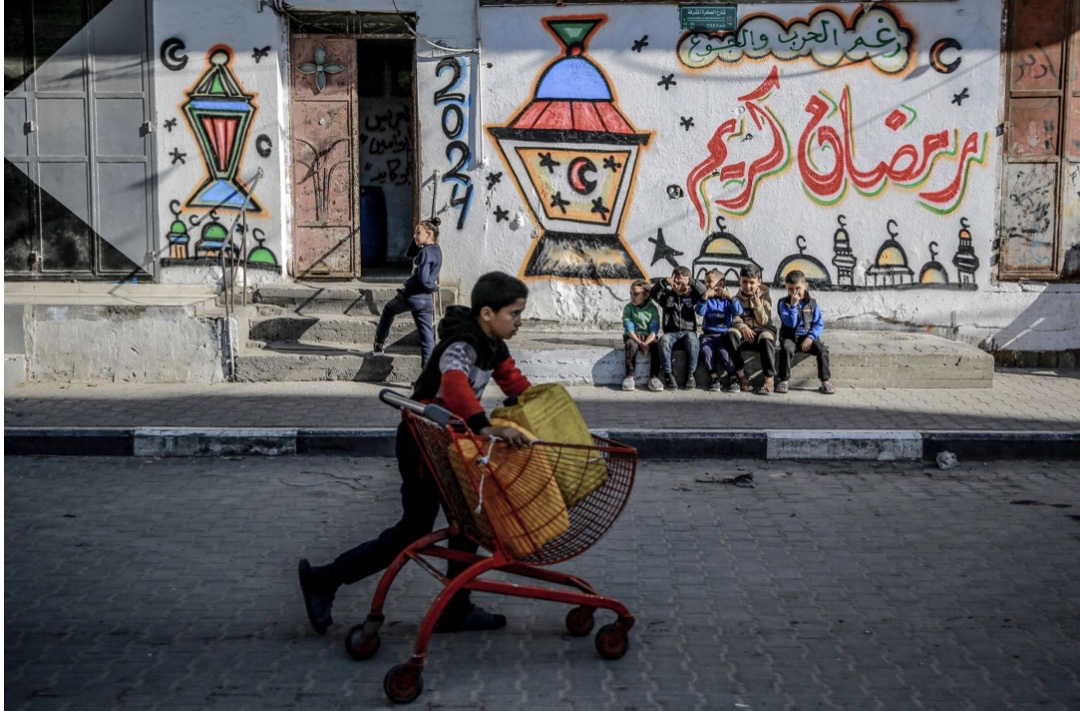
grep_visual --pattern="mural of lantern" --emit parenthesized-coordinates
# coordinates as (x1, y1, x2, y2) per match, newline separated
(166, 201, 190, 259)
(182, 48, 261, 212)
(488, 17, 650, 280)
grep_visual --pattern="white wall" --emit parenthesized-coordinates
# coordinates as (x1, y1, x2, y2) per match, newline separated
(148, 0, 1080, 352)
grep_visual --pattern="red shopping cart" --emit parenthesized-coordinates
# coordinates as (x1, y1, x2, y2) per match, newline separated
(348, 389, 638, 703)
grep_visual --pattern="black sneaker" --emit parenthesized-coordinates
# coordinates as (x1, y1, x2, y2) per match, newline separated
(722, 375, 738, 392)
(298, 559, 336, 635)
(708, 378, 723, 392)
(662, 372, 679, 390)
(371, 344, 386, 357)
(433, 605, 507, 633)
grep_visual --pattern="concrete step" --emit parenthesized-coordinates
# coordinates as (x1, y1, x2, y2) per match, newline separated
(232, 329, 993, 388)
(233, 342, 422, 384)
(247, 315, 421, 347)
(253, 282, 458, 315)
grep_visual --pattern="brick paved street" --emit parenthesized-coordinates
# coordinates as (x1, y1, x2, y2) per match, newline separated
(6, 455, 1080, 710)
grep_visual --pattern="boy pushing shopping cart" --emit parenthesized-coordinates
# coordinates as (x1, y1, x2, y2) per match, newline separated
(298, 271, 637, 703)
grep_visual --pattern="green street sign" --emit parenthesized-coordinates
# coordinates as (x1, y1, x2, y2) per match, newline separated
(679, 5, 737, 32)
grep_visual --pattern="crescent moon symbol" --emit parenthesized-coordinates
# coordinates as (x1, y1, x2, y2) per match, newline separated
(930, 38, 962, 74)
(161, 37, 188, 72)
(567, 157, 598, 195)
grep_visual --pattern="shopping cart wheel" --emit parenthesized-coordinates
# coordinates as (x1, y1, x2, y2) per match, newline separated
(565, 606, 595, 637)
(345, 624, 380, 661)
(594, 623, 630, 660)
(384, 663, 424, 704)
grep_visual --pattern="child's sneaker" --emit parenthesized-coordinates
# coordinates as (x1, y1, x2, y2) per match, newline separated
(722, 375, 738, 392)
(621, 375, 636, 391)
(708, 377, 724, 392)
(371, 344, 386, 357)
(647, 377, 664, 392)
(662, 372, 679, 390)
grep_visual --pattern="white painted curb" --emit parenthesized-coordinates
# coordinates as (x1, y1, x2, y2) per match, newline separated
(767, 430, 923, 461)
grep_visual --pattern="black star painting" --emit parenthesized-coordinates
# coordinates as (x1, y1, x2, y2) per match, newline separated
(169, 147, 187, 165)
(486, 171, 503, 190)
(603, 156, 622, 172)
(550, 191, 570, 214)
(253, 46, 271, 63)
(494, 206, 509, 223)
(952, 87, 970, 106)
(590, 197, 610, 219)
(648, 228, 683, 268)
(632, 36, 649, 52)
(658, 74, 676, 90)
(163, 118, 178, 132)
(538, 152, 561, 174)
(680, 116, 694, 131)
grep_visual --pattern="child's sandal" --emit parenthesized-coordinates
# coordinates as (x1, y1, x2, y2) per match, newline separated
(775, 382, 789, 394)
(738, 377, 754, 393)
(758, 380, 774, 395)
(819, 382, 836, 395)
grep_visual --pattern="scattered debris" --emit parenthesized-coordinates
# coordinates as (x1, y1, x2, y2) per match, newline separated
(695, 473, 755, 488)
(936, 451, 958, 470)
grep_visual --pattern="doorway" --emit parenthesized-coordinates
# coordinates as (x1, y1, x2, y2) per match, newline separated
(288, 14, 416, 280)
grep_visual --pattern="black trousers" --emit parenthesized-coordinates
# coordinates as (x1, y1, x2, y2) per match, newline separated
(325, 420, 476, 610)
(777, 336, 831, 382)
(622, 335, 661, 377)
(725, 329, 777, 378)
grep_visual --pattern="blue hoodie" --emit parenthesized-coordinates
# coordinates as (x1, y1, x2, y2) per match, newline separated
(694, 295, 743, 335)
(777, 296, 824, 340)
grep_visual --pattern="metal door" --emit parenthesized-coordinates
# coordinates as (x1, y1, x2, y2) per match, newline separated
(999, 0, 1080, 279)
(4, 0, 155, 279)
(290, 36, 359, 278)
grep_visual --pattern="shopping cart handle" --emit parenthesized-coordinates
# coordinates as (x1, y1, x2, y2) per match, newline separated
(378, 388, 454, 427)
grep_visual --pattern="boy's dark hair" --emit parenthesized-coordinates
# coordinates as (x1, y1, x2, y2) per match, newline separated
(785, 269, 807, 285)
(740, 264, 762, 279)
(471, 271, 529, 316)
(672, 266, 691, 278)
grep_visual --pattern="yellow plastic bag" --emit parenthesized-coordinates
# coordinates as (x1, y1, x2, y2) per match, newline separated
(491, 383, 609, 507)
(449, 420, 570, 558)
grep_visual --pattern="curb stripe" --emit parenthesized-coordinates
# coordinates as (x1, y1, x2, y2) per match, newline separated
(5, 428, 1079, 460)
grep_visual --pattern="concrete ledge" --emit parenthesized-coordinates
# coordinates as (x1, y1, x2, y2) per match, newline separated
(133, 428, 297, 457)
(8, 427, 1078, 460)
(768, 430, 923, 461)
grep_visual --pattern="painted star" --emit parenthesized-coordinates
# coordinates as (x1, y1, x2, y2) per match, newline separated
(603, 156, 622, 172)
(590, 197, 610, 219)
(486, 171, 503, 190)
(952, 87, 970, 106)
(169, 147, 186, 165)
(494, 206, 509, 223)
(658, 74, 676, 90)
(163, 118, 178, 132)
(253, 45, 271, 63)
(550, 191, 570, 214)
(538, 152, 561, 174)
(648, 228, 683, 268)
(632, 36, 649, 52)
(680, 116, 694, 131)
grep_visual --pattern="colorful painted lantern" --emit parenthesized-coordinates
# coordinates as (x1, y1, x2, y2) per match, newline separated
(183, 49, 261, 212)
(488, 18, 650, 280)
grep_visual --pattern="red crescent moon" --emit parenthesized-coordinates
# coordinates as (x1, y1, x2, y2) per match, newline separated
(567, 157, 597, 195)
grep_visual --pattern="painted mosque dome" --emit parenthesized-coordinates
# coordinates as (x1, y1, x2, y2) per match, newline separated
(773, 236, 833, 288)
(919, 242, 949, 285)
(865, 221, 915, 286)
(691, 220, 760, 284)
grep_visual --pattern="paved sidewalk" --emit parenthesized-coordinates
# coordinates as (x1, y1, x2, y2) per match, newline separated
(5, 369, 1080, 459)
(6, 455, 1080, 710)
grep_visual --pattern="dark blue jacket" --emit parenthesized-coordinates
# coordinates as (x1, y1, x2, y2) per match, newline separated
(402, 243, 442, 296)
(777, 296, 824, 340)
